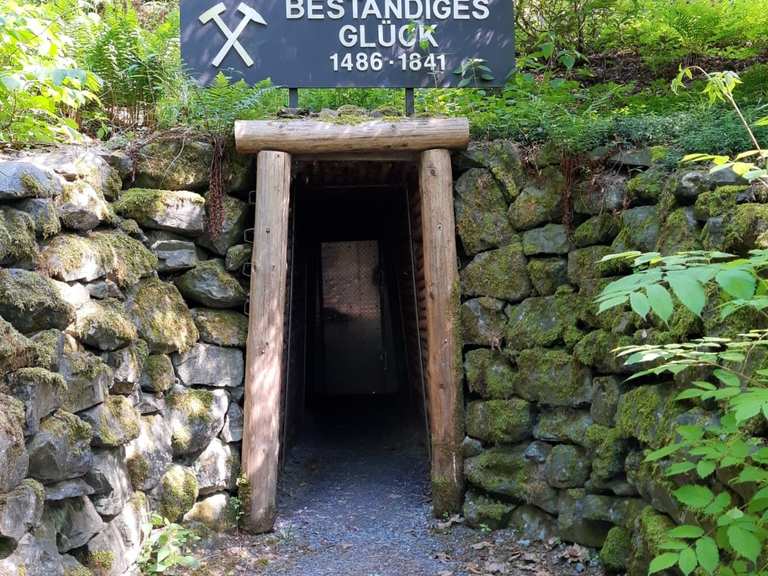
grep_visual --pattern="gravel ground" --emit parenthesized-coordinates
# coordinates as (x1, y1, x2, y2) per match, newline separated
(184, 399, 607, 576)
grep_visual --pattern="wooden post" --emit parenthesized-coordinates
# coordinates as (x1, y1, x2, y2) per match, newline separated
(242, 150, 291, 533)
(419, 148, 464, 516)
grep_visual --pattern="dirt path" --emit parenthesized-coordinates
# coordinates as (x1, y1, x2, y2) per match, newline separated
(186, 402, 607, 576)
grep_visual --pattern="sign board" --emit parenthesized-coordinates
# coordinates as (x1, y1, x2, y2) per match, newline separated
(180, 0, 514, 87)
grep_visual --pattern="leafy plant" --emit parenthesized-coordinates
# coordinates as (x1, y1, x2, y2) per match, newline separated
(453, 58, 495, 88)
(598, 249, 768, 575)
(139, 514, 200, 574)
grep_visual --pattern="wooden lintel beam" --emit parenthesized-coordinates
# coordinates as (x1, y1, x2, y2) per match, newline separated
(235, 118, 470, 155)
(242, 150, 291, 533)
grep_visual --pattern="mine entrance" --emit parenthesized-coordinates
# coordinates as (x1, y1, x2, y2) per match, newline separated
(280, 162, 427, 467)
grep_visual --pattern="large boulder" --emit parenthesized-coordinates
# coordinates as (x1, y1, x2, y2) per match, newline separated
(114, 188, 206, 236)
(42, 495, 104, 553)
(73, 299, 137, 351)
(172, 343, 244, 388)
(125, 414, 173, 492)
(27, 410, 92, 484)
(29, 147, 121, 200)
(167, 387, 228, 456)
(175, 259, 247, 308)
(155, 464, 199, 522)
(86, 447, 134, 517)
(0, 532, 65, 576)
(0, 269, 75, 333)
(461, 243, 531, 302)
(5, 367, 67, 435)
(612, 206, 661, 253)
(0, 208, 37, 267)
(464, 446, 558, 513)
(522, 224, 570, 256)
(460, 297, 507, 347)
(0, 398, 28, 493)
(79, 395, 141, 447)
(84, 492, 150, 576)
(145, 230, 199, 272)
(656, 207, 701, 255)
(55, 180, 113, 231)
(454, 168, 516, 256)
(0, 160, 62, 200)
(459, 140, 524, 199)
(192, 308, 248, 348)
(15, 198, 60, 239)
(125, 277, 199, 353)
(133, 138, 212, 191)
(506, 296, 570, 349)
(59, 351, 112, 413)
(193, 438, 239, 495)
(466, 399, 532, 444)
(198, 195, 248, 255)
(516, 348, 592, 407)
(464, 348, 517, 399)
(39, 231, 157, 287)
(0, 479, 44, 542)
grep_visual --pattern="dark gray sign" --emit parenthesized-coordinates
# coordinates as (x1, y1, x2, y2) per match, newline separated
(181, 0, 514, 87)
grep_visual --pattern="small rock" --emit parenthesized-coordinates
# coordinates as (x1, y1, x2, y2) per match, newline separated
(175, 259, 247, 309)
(0, 269, 75, 333)
(5, 367, 67, 435)
(104, 340, 148, 395)
(125, 414, 173, 492)
(139, 353, 176, 393)
(146, 231, 199, 272)
(27, 410, 92, 484)
(55, 180, 113, 231)
(73, 299, 137, 351)
(0, 532, 64, 576)
(15, 198, 61, 239)
(198, 195, 248, 255)
(0, 398, 29, 492)
(43, 495, 105, 552)
(522, 224, 570, 256)
(461, 297, 507, 347)
(155, 464, 199, 522)
(114, 188, 206, 236)
(225, 244, 251, 272)
(44, 478, 94, 501)
(79, 396, 141, 447)
(133, 138, 212, 191)
(192, 308, 249, 347)
(0, 479, 44, 542)
(183, 492, 237, 531)
(0, 160, 62, 200)
(173, 342, 244, 388)
(461, 244, 531, 302)
(59, 351, 112, 413)
(167, 388, 228, 457)
(220, 402, 243, 443)
(194, 438, 239, 495)
(86, 447, 134, 517)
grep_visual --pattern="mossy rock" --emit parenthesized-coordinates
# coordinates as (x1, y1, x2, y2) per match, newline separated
(454, 168, 517, 256)
(573, 173, 628, 216)
(126, 277, 199, 353)
(508, 170, 564, 231)
(0, 160, 62, 200)
(558, 489, 644, 547)
(460, 243, 531, 302)
(464, 348, 517, 399)
(26, 410, 92, 484)
(573, 330, 634, 374)
(656, 207, 701, 255)
(113, 188, 205, 236)
(693, 185, 745, 222)
(460, 297, 507, 347)
(626, 166, 669, 205)
(506, 296, 569, 349)
(596, 525, 630, 572)
(192, 308, 248, 348)
(39, 231, 157, 287)
(721, 203, 768, 254)
(533, 408, 593, 447)
(613, 206, 661, 253)
(56, 180, 114, 231)
(544, 444, 590, 488)
(459, 140, 524, 200)
(0, 269, 75, 335)
(627, 507, 676, 576)
(466, 398, 533, 444)
(591, 376, 623, 426)
(183, 492, 238, 532)
(516, 348, 592, 407)
(508, 504, 558, 541)
(0, 208, 37, 267)
(79, 395, 140, 447)
(73, 299, 137, 351)
(0, 316, 38, 378)
(463, 490, 515, 530)
(139, 354, 175, 393)
(157, 464, 199, 522)
(133, 138, 212, 191)
(616, 385, 671, 447)
(0, 395, 28, 493)
(198, 195, 248, 255)
(167, 388, 228, 457)
(59, 350, 112, 413)
(16, 198, 61, 239)
(464, 445, 558, 513)
(566, 246, 620, 289)
(573, 213, 620, 248)
(175, 259, 247, 309)
(225, 244, 251, 272)
(5, 367, 67, 435)
(526, 257, 568, 296)
(104, 339, 148, 394)
(521, 224, 569, 256)
(585, 424, 627, 482)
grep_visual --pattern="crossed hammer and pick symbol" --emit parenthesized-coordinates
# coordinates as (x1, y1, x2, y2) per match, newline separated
(199, 2, 267, 67)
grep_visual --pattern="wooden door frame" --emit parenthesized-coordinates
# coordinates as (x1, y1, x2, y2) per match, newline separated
(235, 119, 469, 533)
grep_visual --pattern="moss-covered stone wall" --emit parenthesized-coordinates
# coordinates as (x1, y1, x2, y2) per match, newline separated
(455, 140, 764, 575)
(0, 140, 250, 575)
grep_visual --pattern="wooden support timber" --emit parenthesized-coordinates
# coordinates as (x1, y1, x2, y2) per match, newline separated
(242, 150, 292, 533)
(419, 149, 464, 516)
(234, 118, 470, 155)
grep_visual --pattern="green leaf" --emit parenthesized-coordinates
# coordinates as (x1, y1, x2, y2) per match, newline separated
(712, 369, 740, 387)
(668, 525, 705, 539)
(696, 460, 716, 478)
(630, 292, 651, 318)
(667, 273, 705, 316)
(727, 525, 760, 562)
(673, 485, 714, 509)
(678, 547, 697, 575)
(716, 269, 756, 300)
(649, 553, 679, 574)
(645, 443, 683, 462)
(695, 536, 719, 575)
(646, 284, 674, 323)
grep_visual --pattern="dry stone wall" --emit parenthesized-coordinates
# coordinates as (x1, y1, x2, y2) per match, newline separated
(455, 140, 766, 575)
(0, 139, 252, 575)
